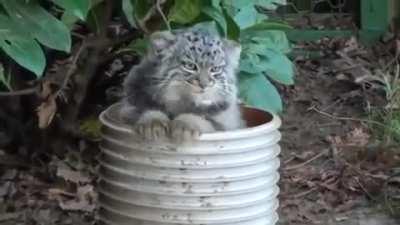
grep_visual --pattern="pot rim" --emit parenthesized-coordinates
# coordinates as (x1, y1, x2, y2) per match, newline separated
(99, 103, 281, 141)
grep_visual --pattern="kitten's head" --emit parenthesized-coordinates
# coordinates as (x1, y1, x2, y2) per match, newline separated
(149, 29, 241, 107)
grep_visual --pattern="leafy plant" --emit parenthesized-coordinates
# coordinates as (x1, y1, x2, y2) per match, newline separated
(367, 64, 400, 145)
(0, 0, 294, 114)
(0, 0, 97, 77)
(123, 0, 294, 113)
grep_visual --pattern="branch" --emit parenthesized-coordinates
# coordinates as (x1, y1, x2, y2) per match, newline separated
(0, 87, 37, 97)
(55, 41, 87, 99)
(308, 105, 386, 127)
(156, 0, 171, 31)
(136, 0, 169, 33)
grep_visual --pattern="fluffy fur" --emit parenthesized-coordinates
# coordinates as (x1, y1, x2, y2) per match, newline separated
(120, 28, 244, 141)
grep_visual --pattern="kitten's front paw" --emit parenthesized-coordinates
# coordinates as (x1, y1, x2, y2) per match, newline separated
(169, 120, 201, 143)
(134, 119, 169, 141)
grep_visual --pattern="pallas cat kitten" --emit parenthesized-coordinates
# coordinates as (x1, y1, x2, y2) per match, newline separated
(120, 28, 244, 141)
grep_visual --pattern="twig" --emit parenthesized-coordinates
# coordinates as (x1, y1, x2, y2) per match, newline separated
(384, 172, 400, 215)
(136, 0, 169, 33)
(156, 0, 171, 31)
(0, 154, 29, 168)
(291, 187, 318, 198)
(0, 87, 37, 97)
(54, 41, 87, 98)
(0, 212, 21, 222)
(309, 106, 386, 127)
(283, 149, 329, 171)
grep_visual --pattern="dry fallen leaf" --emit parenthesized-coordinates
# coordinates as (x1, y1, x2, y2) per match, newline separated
(37, 81, 57, 129)
(58, 185, 97, 212)
(56, 162, 90, 184)
(346, 127, 370, 147)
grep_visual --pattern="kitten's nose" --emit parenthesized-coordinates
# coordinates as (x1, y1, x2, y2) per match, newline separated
(198, 76, 212, 89)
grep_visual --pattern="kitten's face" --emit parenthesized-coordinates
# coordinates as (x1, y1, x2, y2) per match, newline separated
(150, 30, 241, 107)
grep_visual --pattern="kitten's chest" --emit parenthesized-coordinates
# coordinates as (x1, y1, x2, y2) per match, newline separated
(164, 100, 193, 117)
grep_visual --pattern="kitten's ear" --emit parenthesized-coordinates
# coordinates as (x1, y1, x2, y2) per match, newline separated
(149, 31, 176, 56)
(223, 39, 241, 68)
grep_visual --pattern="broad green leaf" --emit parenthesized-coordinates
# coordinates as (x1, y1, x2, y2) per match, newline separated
(0, 14, 45, 76)
(0, 37, 45, 76)
(192, 21, 220, 35)
(1, 0, 71, 52)
(223, 0, 252, 9)
(86, 0, 113, 34)
(241, 30, 291, 53)
(243, 20, 292, 32)
(223, 8, 240, 40)
(240, 52, 264, 73)
(211, 0, 221, 7)
(53, 0, 91, 20)
(239, 72, 282, 113)
(261, 49, 294, 85)
(121, 0, 152, 28)
(134, 0, 153, 19)
(61, 11, 80, 29)
(168, 0, 201, 24)
(125, 38, 149, 55)
(240, 48, 293, 85)
(201, 6, 227, 36)
(122, 0, 137, 27)
(255, 0, 287, 10)
(233, 4, 267, 29)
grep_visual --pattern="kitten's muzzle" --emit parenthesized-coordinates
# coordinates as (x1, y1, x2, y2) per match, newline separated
(190, 76, 215, 91)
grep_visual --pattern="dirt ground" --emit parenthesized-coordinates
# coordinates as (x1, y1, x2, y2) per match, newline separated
(278, 38, 400, 224)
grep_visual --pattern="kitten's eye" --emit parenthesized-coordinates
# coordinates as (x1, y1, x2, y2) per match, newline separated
(210, 66, 223, 74)
(182, 61, 198, 72)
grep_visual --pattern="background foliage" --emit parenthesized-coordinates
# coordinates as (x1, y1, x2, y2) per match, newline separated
(0, 0, 294, 113)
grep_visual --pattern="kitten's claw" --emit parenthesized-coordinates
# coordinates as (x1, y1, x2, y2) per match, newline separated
(170, 120, 201, 142)
(133, 119, 169, 141)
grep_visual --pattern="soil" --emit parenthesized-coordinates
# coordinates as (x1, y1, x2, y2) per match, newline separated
(277, 38, 400, 224)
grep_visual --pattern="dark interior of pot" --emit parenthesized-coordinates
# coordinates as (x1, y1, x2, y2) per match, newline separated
(241, 106, 273, 128)
(103, 103, 273, 129)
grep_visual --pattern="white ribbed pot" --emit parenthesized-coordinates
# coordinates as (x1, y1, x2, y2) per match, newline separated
(98, 103, 281, 225)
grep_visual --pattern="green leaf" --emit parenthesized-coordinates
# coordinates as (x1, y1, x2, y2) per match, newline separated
(1, 0, 71, 52)
(223, 8, 240, 40)
(240, 52, 264, 74)
(122, 0, 137, 27)
(192, 21, 220, 35)
(53, 0, 91, 20)
(61, 11, 80, 29)
(134, 0, 153, 19)
(211, 0, 221, 7)
(254, 0, 287, 10)
(222, 0, 252, 9)
(0, 14, 46, 76)
(0, 37, 46, 76)
(240, 46, 293, 85)
(239, 72, 282, 113)
(233, 4, 266, 29)
(243, 20, 292, 32)
(124, 38, 149, 55)
(168, 0, 201, 24)
(201, 6, 227, 36)
(241, 30, 291, 53)
(86, 0, 113, 34)
(261, 49, 294, 85)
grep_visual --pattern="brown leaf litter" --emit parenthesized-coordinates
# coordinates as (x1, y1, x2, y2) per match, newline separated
(279, 35, 400, 225)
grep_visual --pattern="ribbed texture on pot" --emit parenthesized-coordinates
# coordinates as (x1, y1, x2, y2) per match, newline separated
(98, 103, 281, 225)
